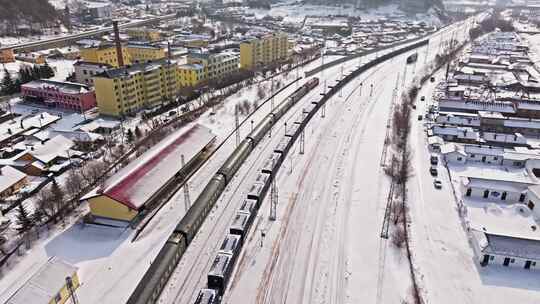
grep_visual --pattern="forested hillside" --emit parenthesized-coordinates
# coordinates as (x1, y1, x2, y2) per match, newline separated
(0, 0, 61, 35)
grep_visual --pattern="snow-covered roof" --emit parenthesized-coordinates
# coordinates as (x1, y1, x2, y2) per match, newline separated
(482, 233, 540, 261)
(466, 177, 530, 193)
(77, 118, 120, 133)
(0, 166, 26, 194)
(84, 124, 215, 210)
(25, 135, 74, 164)
(5, 257, 77, 304)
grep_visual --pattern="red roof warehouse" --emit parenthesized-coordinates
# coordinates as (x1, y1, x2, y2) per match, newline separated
(21, 80, 97, 112)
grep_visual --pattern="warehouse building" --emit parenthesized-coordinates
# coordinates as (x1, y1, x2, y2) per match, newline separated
(81, 124, 216, 222)
(5, 257, 79, 304)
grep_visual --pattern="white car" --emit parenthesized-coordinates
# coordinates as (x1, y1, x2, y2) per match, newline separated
(433, 179, 442, 189)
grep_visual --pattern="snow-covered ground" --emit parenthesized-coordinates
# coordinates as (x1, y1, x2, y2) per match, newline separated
(158, 19, 475, 304)
(246, 2, 443, 26)
(0, 54, 347, 304)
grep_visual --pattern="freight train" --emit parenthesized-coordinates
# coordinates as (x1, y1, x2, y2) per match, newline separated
(190, 40, 430, 302)
(126, 77, 319, 304)
(128, 38, 428, 304)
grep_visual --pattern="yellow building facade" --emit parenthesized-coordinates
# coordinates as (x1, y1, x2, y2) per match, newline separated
(80, 44, 131, 68)
(126, 44, 166, 62)
(178, 63, 205, 87)
(94, 59, 178, 116)
(187, 51, 239, 81)
(126, 27, 162, 42)
(0, 48, 15, 63)
(240, 33, 289, 70)
(88, 195, 139, 221)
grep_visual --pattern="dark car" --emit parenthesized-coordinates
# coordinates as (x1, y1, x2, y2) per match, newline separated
(421, 96, 425, 101)
(430, 77, 435, 83)
(430, 155, 438, 165)
(417, 115, 423, 121)
(430, 166, 438, 176)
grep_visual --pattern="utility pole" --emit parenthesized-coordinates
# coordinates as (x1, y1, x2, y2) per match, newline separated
(300, 110, 305, 154)
(269, 159, 277, 221)
(339, 64, 344, 98)
(235, 106, 240, 147)
(181, 154, 191, 210)
(321, 80, 326, 118)
(66, 276, 79, 304)
(424, 39, 430, 65)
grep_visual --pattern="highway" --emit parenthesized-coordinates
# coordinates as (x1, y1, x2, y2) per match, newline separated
(1, 13, 177, 53)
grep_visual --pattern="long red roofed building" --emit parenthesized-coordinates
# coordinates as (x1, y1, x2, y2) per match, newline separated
(82, 124, 215, 222)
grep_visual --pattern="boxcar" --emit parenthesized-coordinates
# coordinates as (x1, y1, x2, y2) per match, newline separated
(208, 253, 234, 294)
(229, 212, 251, 240)
(261, 153, 282, 176)
(193, 289, 219, 304)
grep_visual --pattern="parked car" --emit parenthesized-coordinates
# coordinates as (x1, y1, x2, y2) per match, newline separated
(430, 77, 435, 83)
(430, 166, 438, 176)
(430, 155, 438, 165)
(168, 110, 177, 116)
(417, 115, 423, 121)
(420, 96, 425, 101)
(433, 179, 442, 189)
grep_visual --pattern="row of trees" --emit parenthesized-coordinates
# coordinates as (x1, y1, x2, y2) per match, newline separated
(1, 64, 55, 96)
(469, 11, 515, 41)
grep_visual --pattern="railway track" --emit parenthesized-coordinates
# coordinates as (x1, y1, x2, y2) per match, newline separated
(159, 81, 328, 304)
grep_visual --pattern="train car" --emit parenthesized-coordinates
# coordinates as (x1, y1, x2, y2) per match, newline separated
(176, 175, 226, 243)
(285, 122, 301, 140)
(217, 139, 253, 183)
(406, 53, 418, 64)
(247, 180, 271, 208)
(218, 234, 241, 256)
(239, 198, 257, 214)
(126, 232, 187, 304)
(261, 152, 282, 176)
(305, 77, 320, 90)
(247, 115, 274, 145)
(238, 198, 258, 228)
(302, 103, 318, 122)
(274, 136, 293, 161)
(290, 86, 309, 103)
(207, 253, 234, 294)
(229, 212, 251, 240)
(193, 289, 219, 304)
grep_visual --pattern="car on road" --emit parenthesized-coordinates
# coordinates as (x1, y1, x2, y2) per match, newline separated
(420, 96, 425, 101)
(417, 115, 423, 121)
(430, 166, 438, 176)
(433, 179, 442, 189)
(430, 155, 438, 165)
(430, 77, 435, 83)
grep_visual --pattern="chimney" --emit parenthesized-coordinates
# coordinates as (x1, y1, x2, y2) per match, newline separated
(167, 40, 172, 62)
(113, 21, 124, 67)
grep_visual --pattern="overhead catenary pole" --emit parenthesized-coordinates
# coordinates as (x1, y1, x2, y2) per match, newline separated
(235, 105, 240, 147)
(269, 159, 277, 221)
(181, 154, 191, 210)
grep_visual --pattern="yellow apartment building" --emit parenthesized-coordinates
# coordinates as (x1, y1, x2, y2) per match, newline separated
(177, 63, 205, 87)
(93, 59, 178, 116)
(240, 33, 289, 70)
(126, 43, 166, 62)
(80, 43, 131, 68)
(187, 50, 239, 81)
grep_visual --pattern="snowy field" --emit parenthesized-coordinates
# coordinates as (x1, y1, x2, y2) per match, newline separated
(246, 2, 443, 26)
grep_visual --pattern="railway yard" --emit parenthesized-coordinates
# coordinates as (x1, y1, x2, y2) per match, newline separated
(6, 5, 539, 304)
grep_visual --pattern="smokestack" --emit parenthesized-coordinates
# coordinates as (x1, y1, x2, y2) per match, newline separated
(167, 40, 172, 62)
(113, 20, 124, 67)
